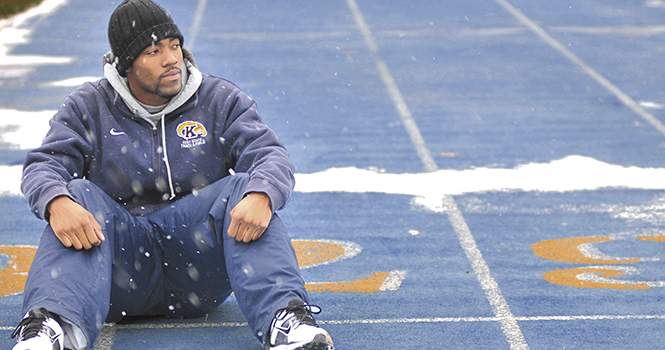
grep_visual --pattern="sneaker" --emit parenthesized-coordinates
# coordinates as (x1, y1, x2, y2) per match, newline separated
(265, 299, 334, 350)
(11, 308, 64, 350)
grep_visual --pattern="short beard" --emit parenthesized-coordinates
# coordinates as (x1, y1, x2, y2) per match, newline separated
(142, 77, 182, 101)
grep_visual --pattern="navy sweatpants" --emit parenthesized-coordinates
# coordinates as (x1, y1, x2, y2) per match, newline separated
(21, 174, 308, 347)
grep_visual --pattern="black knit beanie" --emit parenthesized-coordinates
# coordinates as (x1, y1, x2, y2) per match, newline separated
(108, 0, 184, 77)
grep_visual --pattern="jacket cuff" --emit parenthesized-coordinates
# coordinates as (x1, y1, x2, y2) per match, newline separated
(245, 177, 286, 212)
(36, 185, 72, 221)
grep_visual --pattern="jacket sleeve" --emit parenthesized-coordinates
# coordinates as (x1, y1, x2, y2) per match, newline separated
(21, 93, 94, 220)
(221, 88, 295, 212)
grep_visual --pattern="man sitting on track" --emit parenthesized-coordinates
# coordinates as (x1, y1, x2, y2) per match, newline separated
(10, 1, 334, 349)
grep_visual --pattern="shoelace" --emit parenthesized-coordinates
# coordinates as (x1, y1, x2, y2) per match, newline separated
(275, 301, 322, 327)
(11, 308, 49, 340)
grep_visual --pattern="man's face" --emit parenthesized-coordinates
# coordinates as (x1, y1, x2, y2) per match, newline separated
(126, 37, 184, 106)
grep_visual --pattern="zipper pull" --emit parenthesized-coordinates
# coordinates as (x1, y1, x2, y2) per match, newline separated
(152, 125, 158, 136)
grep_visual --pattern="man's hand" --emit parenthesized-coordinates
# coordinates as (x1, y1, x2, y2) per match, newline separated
(47, 196, 105, 250)
(227, 192, 272, 243)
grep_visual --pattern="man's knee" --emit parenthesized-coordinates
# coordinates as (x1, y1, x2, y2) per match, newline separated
(205, 173, 250, 207)
(65, 179, 117, 217)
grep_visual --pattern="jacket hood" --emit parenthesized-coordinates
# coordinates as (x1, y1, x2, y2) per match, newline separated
(102, 46, 202, 126)
(102, 46, 203, 201)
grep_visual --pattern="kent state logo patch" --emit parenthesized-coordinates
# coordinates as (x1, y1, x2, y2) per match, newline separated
(177, 121, 208, 148)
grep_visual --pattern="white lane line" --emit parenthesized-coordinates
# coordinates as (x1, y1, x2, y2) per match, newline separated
(0, 312, 648, 334)
(550, 25, 665, 36)
(323, 313, 665, 325)
(492, 0, 665, 138)
(517, 314, 665, 321)
(187, 0, 208, 49)
(106, 321, 249, 330)
(443, 196, 530, 349)
(345, 0, 438, 173)
(345, 0, 529, 349)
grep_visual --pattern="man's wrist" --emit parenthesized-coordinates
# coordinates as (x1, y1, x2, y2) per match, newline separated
(46, 196, 71, 220)
(245, 192, 272, 211)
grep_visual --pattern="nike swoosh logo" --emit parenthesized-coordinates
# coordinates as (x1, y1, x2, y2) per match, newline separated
(46, 326, 60, 343)
(274, 323, 292, 334)
(110, 128, 126, 136)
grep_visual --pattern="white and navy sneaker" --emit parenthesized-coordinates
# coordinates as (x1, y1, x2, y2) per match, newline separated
(11, 308, 64, 350)
(265, 299, 334, 350)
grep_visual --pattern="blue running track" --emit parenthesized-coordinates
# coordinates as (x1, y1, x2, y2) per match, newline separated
(2, 0, 665, 349)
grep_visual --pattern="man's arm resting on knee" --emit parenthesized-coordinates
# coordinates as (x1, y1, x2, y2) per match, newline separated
(227, 192, 272, 243)
(47, 196, 105, 250)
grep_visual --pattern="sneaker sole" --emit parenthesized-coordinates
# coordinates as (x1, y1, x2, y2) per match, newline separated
(296, 334, 333, 350)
